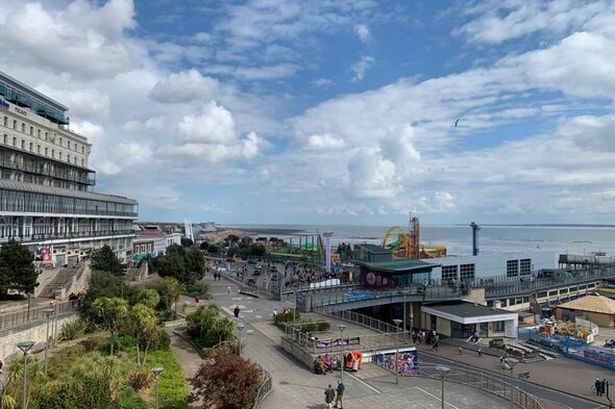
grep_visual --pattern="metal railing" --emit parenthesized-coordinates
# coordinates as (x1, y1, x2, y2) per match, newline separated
(319, 308, 407, 334)
(0, 299, 81, 332)
(417, 363, 544, 409)
(252, 364, 273, 409)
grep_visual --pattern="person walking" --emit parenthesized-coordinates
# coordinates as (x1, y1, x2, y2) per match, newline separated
(227, 285, 232, 294)
(477, 346, 482, 357)
(233, 305, 240, 318)
(596, 378, 603, 396)
(324, 384, 336, 409)
(334, 380, 345, 409)
(458, 345, 463, 355)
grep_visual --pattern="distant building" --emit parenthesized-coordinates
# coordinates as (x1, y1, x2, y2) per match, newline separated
(354, 244, 393, 263)
(555, 295, 615, 327)
(132, 224, 182, 262)
(421, 302, 519, 339)
(0, 70, 138, 264)
(425, 252, 556, 283)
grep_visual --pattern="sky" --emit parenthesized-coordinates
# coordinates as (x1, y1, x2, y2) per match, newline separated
(2, 0, 615, 226)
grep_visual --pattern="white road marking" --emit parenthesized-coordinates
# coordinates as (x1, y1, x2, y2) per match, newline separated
(415, 387, 460, 409)
(347, 373, 381, 394)
(255, 315, 262, 319)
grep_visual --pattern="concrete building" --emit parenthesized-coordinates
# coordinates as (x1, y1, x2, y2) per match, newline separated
(421, 302, 519, 339)
(555, 295, 615, 327)
(425, 252, 556, 283)
(132, 225, 182, 262)
(0, 70, 138, 264)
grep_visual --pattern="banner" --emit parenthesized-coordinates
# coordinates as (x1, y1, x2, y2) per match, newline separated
(372, 350, 419, 375)
(315, 337, 360, 349)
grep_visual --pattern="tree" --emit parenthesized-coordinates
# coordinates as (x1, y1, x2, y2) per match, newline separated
(90, 245, 125, 276)
(189, 348, 260, 409)
(207, 244, 219, 255)
(155, 245, 203, 286)
(199, 241, 209, 251)
(181, 237, 194, 247)
(125, 304, 158, 365)
(135, 289, 160, 309)
(91, 297, 128, 356)
(155, 277, 185, 316)
(0, 239, 39, 297)
(186, 305, 234, 348)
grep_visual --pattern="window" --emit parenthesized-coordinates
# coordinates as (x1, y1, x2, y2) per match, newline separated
(29, 126, 33, 135)
(2, 117, 6, 127)
(441, 265, 458, 282)
(12, 137, 16, 146)
(81, 158, 84, 166)
(81, 146, 85, 153)
(45, 132, 48, 140)
(20, 140, 24, 149)
(37, 129, 41, 138)
(494, 321, 505, 332)
(2, 134, 5, 144)
(59, 137, 62, 146)
(67, 154, 70, 163)
(506, 260, 519, 277)
(67, 141, 71, 149)
(12, 120, 16, 129)
(29, 142, 32, 151)
(45, 147, 48, 156)
(51, 149, 55, 158)
(459, 264, 475, 281)
(538, 291, 547, 298)
(21, 123, 25, 133)
(37, 145, 40, 154)
(520, 259, 531, 275)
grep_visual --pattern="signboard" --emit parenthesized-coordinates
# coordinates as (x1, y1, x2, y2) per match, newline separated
(315, 337, 360, 349)
(0, 99, 8, 110)
(372, 349, 418, 375)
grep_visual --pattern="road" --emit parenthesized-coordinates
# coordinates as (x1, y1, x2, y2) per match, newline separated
(419, 350, 610, 409)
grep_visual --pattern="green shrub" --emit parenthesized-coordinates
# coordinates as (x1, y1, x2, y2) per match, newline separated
(118, 388, 149, 409)
(59, 318, 89, 341)
(79, 333, 106, 352)
(185, 282, 209, 297)
(126, 370, 153, 392)
(274, 308, 301, 323)
(150, 328, 171, 351)
(48, 345, 87, 378)
(31, 382, 79, 409)
(148, 350, 188, 409)
(316, 322, 331, 331)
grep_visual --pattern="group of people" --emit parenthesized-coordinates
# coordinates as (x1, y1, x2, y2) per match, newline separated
(324, 381, 345, 409)
(595, 378, 610, 397)
(314, 354, 340, 374)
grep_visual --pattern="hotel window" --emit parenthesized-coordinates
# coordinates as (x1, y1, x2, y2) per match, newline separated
(29, 142, 33, 151)
(81, 146, 85, 153)
(459, 264, 475, 281)
(67, 141, 71, 149)
(45, 131, 48, 140)
(3, 134, 6, 144)
(12, 120, 16, 129)
(520, 259, 531, 275)
(494, 321, 505, 332)
(59, 152, 62, 160)
(37, 145, 40, 154)
(2, 117, 6, 127)
(20, 140, 24, 149)
(59, 137, 62, 146)
(52, 149, 55, 158)
(12, 137, 16, 146)
(81, 158, 84, 166)
(506, 260, 519, 277)
(45, 147, 48, 156)
(37, 129, 40, 138)
(441, 265, 458, 282)
(21, 123, 25, 133)
(29, 126, 33, 135)
(67, 154, 70, 163)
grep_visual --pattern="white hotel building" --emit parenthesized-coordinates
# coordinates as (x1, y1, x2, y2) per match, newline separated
(0, 70, 138, 264)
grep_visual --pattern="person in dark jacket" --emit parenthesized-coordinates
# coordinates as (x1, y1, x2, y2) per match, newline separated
(334, 380, 345, 409)
(324, 384, 336, 409)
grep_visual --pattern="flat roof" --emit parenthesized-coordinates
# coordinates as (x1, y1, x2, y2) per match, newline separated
(355, 243, 391, 253)
(354, 259, 439, 272)
(0, 70, 68, 111)
(422, 302, 518, 324)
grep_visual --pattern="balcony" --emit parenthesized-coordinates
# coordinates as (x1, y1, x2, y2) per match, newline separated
(1, 229, 135, 243)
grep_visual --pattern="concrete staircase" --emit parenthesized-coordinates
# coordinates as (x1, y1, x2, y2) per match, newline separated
(37, 260, 89, 299)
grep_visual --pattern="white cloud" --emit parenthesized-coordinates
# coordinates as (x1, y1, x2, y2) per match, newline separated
(312, 78, 335, 88)
(177, 101, 236, 144)
(205, 64, 299, 80)
(456, 0, 610, 44)
(0, 1, 141, 78)
(354, 24, 372, 43)
(305, 134, 346, 151)
(150, 69, 221, 103)
(351, 56, 375, 81)
(123, 116, 166, 132)
(36, 85, 111, 117)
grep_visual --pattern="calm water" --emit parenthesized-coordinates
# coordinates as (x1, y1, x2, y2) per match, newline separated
(224, 224, 615, 257)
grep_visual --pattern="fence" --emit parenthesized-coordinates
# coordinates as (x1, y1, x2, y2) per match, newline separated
(416, 363, 543, 409)
(252, 365, 273, 409)
(0, 300, 81, 332)
(320, 308, 409, 334)
(519, 328, 615, 370)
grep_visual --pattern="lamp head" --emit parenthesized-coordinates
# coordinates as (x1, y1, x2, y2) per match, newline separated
(393, 319, 403, 326)
(151, 367, 163, 377)
(337, 324, 346, 332)
(435, 365, 450, 377)
(16, 341, 35, 354)
(237, 322, 245, 331)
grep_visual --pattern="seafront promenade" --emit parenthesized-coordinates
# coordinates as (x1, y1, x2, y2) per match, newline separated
(191, 273, 519, 409)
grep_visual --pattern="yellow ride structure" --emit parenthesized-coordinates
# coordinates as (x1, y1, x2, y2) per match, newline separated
(381, 217, 447, 259)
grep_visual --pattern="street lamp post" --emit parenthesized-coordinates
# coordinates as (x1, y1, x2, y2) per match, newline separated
(338, 324, 346, 384)
(393, 319, 403, 385)
(16, 341, 35, 409)
(237, 322, 245, 356)
(435, 365, 450, 409)
(504, 358, 519, 409)
(151, 367, 163, 409)
(42, 308, 54, 376)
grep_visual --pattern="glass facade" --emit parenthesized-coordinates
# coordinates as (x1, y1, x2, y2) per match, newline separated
(0, 189, 137, 217)
(0, 81, 68, 125)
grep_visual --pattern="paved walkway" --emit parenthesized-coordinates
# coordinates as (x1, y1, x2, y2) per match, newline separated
(201, 274, 512, 409)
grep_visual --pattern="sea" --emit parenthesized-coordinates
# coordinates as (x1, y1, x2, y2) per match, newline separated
(222, 224, 615, 257)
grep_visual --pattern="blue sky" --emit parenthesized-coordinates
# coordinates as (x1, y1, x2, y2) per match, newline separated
(2, 0, 615, 225)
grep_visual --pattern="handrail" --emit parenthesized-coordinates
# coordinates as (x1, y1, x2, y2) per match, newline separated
(252, 365, 273, 409)
(414, 363, 544, 409)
